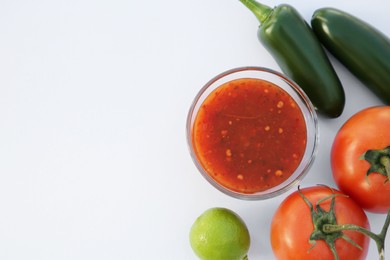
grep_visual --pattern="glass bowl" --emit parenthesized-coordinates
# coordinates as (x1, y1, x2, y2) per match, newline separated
(186, 67, 319, 200)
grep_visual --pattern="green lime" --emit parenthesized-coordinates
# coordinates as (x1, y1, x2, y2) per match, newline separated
(189, 207, 250, 260)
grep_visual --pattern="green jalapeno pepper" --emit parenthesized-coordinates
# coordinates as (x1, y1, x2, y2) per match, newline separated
(239, 0, 345, 118)
(311, 8, 390, 105)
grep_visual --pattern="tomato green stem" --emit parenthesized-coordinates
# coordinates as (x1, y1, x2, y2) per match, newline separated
(323, 209, 390, 260)
(381, 156, 390, 180)
(239, 0, 273, 24)
(298, 186, 356, 260)
(361, 146, 390, 181)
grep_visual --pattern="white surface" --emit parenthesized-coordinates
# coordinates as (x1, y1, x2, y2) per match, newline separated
(0, 0, 389, 259)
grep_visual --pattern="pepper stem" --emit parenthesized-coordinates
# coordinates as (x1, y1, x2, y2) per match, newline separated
(323, 209, 390, 260)
(239, 0, 273, 24)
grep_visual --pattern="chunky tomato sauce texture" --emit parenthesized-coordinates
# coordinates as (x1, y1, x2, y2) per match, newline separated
(192, 78, 307, 193)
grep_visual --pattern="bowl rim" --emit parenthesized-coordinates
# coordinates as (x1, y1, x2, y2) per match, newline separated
(186, 66, 319, 200)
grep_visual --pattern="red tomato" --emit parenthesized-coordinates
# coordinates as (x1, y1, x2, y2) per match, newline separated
(331, 106, 390, 213)
(270, 186, 370, 260)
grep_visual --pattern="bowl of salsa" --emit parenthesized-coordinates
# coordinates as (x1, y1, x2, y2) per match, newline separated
(187, 67, 318, 200)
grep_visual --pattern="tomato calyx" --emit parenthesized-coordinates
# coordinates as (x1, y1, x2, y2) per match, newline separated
(323, 209, 390, 260)
(298, 186, 361, 260)
(299, 186, 390, 260)
(361, 146, 390, 182)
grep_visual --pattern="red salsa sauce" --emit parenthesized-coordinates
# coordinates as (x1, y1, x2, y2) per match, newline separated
(192, 78, 307, 194)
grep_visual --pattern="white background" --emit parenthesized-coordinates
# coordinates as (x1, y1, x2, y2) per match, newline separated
(0, 0, 389, 259)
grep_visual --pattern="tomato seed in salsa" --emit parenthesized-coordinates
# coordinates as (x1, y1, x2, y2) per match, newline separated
(192, 78, 307, 194)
